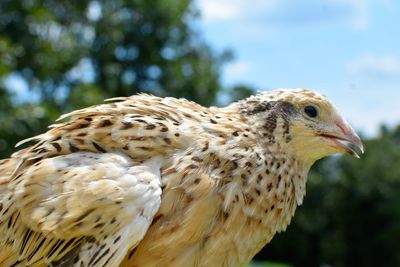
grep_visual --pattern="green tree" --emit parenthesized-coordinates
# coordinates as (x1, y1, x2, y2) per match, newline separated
(0, 0, 232, 158)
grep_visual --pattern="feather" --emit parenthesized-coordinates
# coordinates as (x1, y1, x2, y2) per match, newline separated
(0, 89, 362, 267)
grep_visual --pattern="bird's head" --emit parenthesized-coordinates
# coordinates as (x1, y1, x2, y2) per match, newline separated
(239, 88, 364, 165)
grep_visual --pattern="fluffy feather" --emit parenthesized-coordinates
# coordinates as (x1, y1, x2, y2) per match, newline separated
(0, 89, 362, 267)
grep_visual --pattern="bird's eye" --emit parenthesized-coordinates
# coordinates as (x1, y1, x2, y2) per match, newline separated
(304, 105, 318, 118)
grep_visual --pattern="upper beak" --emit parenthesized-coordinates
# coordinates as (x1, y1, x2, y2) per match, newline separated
(318, 119, 364, 158)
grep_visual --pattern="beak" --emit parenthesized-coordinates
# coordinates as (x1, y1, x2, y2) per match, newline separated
(318, 119, 364, 158)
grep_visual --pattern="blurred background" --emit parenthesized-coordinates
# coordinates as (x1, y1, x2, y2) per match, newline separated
(0, 0, 399, 266)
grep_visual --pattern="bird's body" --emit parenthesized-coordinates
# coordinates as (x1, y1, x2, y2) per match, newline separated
(0, 89, 362, 267)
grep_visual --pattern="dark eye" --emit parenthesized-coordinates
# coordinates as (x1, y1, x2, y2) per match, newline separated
(304, 105, 318, 118)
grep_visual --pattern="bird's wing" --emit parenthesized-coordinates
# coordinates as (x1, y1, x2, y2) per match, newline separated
(1, 151, 162, 267)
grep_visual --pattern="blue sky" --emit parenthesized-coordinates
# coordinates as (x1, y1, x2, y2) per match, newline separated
(197, 0, 400, 136)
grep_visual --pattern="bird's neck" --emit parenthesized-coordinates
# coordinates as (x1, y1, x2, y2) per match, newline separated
(211, 133, 310, 222)
(191, 128, 310, 263)
(210, 104, 311, 206)
(193, 108, 310, 217)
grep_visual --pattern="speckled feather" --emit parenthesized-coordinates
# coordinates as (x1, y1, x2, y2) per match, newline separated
(0, 89, 352, 267)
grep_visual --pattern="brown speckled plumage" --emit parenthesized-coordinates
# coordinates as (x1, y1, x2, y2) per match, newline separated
(0, 89, 363, 267)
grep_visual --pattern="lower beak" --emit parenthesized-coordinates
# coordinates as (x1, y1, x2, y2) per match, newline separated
(318, 120, 364, 158)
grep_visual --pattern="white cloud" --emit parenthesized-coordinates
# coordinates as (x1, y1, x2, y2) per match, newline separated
(198, 0, 278, 23)
(224, 61, 251, 77)
(197, 0, 369, 29)
(346, 54, 400, 79)
(333, 0, 369, 29)
(198, 0, 242, 22)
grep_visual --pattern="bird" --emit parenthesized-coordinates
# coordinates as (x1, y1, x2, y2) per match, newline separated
(0, 88, 363, 267)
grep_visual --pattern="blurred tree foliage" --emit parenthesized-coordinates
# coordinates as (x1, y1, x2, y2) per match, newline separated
(256, 126, 400, 267)
(0, 0, 235, 157)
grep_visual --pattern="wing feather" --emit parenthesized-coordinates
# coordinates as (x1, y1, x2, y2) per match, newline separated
(1, 152, 162, 267)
